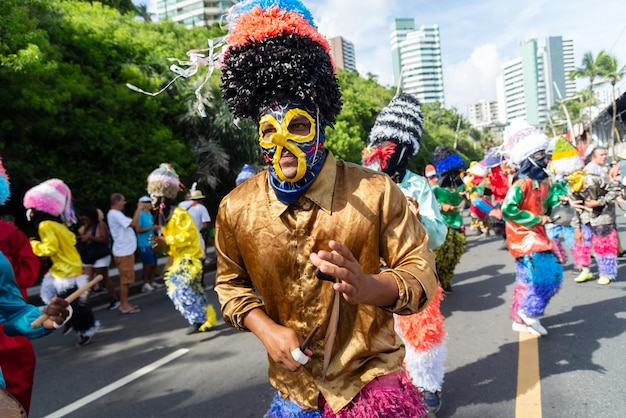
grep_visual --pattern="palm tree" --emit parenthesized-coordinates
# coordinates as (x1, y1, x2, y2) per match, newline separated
(569, 51, 605, 134)
(134, 3, 153, 22)
(597, 52, 626, 158)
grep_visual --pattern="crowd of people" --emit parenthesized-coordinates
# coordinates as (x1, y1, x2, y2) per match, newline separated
(2, 0, 625, 416)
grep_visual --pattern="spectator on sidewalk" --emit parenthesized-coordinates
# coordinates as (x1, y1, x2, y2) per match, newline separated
(77, 206, 120, 309)
(107, 193, 140, 314)
(135, 196, 163, 293)
(186, 184, 212, 254)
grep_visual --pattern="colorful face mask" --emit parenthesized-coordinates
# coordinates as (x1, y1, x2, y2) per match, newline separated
(259, 104, 320, 183)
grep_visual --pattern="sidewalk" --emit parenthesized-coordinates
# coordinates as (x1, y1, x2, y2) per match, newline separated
(27, 247, 217, 306)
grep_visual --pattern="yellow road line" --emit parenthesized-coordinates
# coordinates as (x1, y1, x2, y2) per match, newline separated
(516, 332, 542, 417)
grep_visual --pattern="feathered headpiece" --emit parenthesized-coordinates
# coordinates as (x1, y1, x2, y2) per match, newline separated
(0, 155, 10, 206)
(367, 92, 424, 156)
(23, 178, 76, 225)
(362, 92, 423, 181)
(433, 146, 465, 176)
(147, 163, 182, 200)
(220, 0, 342, 125)
(503, 119, 549, 166)
(551, 137, 584, 176)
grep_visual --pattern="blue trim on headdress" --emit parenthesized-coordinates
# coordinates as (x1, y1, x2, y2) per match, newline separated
(435, 154, 465, 175)
(233, 0, 317, 28)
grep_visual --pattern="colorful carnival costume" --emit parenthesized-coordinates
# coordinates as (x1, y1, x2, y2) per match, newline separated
(544, 137, 582, 265)
(215, 1, 437, 416)
(431, 146, 467, 293)
(363, 92, 448, 414)
(0, 158, 39, 413)
(566, 156, 621, 285)
(465, 162, 491, 236)
(147, 164, 216, 334)
(501, 121, 563, 336)
(24, 179, 99, 346)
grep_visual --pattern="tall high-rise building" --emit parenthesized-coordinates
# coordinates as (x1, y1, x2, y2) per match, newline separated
(499, 36, 575, 127)
(329, 36, 356, 72)
(390, 19, 444, 105)
(155, 0, 234, 28)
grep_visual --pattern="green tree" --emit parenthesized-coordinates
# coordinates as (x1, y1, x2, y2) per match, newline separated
(597, 52, 626, 158)
(325, 70, 395, 162)
(0, 0, 215, 215)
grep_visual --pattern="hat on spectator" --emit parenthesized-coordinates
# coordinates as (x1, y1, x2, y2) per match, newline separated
(138, 195, 151, 203)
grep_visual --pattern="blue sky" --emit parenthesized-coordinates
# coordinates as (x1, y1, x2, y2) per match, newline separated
(136, 0, 625, 113)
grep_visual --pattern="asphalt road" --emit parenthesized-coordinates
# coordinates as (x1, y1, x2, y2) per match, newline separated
(29, 215, 626, 418)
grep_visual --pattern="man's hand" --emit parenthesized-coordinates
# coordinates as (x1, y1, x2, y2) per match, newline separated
(309, 240, 398, 307)
(42, 296, 71, 329)
(584, 198, 600, 208)
(440, 203, 454, 213)
(245, 310, 312, 372)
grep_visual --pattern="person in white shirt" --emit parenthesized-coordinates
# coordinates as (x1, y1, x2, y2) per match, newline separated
(107, 193, 141, 314)
(186, 189, 211, 253)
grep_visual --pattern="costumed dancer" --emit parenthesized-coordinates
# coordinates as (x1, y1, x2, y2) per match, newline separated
(465, 161, 491, 237)
(567, 149, 621, 285)
(0, 249, 72, 417)
(0, 156, 40, 414)
(24, 179, 100, 346)
(216, 0, 436, 416)
(147, 163, 217, 334)
(483, 148, 509, 242)
(431, 146, 467, 293)
(501, 120, 563, 336)
(363, 92, 448, 414)
(545, 137, 581, 265)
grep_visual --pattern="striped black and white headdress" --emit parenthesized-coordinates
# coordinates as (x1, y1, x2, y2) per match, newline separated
(367, 92, 424, 157)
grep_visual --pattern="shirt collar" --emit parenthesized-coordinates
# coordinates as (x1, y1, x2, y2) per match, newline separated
(266, 151, 336, 219)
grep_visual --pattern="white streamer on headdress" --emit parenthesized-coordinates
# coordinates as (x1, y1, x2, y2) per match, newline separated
(126, 38, 226, 117)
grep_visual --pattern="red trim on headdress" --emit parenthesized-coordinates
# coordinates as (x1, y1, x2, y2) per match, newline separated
(227, 6, 332, 58)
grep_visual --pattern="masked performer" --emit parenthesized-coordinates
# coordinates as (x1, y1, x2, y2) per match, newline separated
(363, 92, 448, 414)
(148, 164, 217, 335)
(24, 179, 100, 346)
(431, 146, 467, 293)
(215, 1, 437, 416)
(501, 121, 563, 336)
(544, 138, 580, 265)
(567, 147, 621, 285)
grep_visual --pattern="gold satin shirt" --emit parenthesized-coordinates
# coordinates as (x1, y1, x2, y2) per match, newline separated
(215, 152, 437, 412)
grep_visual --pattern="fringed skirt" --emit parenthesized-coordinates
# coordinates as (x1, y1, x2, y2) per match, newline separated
(165, 256, 216, 330)
(591, 225, 618, 279)
(433, 228, 466, 288)
(40, 273, 99, 336)
(265, 371, 427, 417)
(511, 251, 563, 320)
(395, 285, 447, 392)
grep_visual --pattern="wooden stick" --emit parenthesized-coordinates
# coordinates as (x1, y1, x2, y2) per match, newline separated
(300, 324, 320, 352)
(30, 274, 103, 328)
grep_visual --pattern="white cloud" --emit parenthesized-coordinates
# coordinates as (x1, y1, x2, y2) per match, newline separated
(445, 44, 503, 111)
